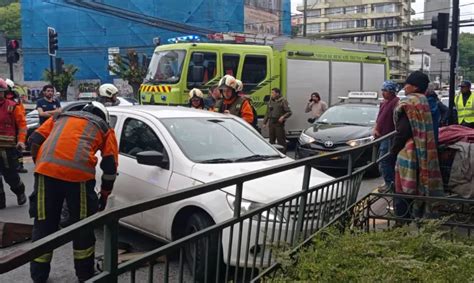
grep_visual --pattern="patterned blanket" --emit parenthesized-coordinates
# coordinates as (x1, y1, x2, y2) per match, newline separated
(394, 93, 444, 196)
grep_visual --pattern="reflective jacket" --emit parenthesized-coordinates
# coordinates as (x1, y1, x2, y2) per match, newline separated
(214, 96, 254, 124)
(29, 111, 118, 188)
(456, 92, 474, 124)
(0, 99, 27, 148)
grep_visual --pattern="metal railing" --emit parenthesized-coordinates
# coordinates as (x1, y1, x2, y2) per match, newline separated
(258, 192, 474, 281)
(0, 133, 395, 282)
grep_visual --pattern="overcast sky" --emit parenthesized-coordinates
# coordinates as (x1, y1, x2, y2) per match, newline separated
(291, 0, 474, 33)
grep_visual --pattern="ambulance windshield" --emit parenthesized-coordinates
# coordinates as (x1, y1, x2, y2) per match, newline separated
(145, 50, 186, 84)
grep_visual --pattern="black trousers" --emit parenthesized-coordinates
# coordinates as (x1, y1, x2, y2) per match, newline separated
(0, 148, 25, 200)
(29, 174, 98, 282)
(268, 121, 287, 153)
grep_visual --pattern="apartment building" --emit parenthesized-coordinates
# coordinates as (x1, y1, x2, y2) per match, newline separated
(297, 0, 415, 81)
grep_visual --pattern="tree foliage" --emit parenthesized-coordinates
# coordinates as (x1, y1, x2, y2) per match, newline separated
(43, 64, 79, 101)
(108, 49, 148, 98)
(0, 2, 21, 39)
(459, 32, 474, 81)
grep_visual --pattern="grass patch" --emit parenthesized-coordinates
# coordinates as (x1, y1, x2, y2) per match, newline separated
(273, 221, 474, 282)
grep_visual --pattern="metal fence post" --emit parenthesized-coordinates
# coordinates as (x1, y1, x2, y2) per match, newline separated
(234, 182, 243, 217)
(295, 165, 311, 242)
(101, 220, 119, 282)
(347, 153, 353, 176)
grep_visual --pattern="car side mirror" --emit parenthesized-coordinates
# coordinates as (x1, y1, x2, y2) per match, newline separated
(136, 151, 169, 168)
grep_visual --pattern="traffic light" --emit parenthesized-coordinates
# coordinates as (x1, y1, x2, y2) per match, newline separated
(48, 27, 58, 56)
(431, 13, 449, 51)
(6, 39, 20, 64)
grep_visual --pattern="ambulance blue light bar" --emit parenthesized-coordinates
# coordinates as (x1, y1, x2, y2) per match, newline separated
(167, 35, 201, 43)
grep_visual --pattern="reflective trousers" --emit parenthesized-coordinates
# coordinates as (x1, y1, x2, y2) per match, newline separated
(29, 174, 98, 282)
(0, 148, 25, 206)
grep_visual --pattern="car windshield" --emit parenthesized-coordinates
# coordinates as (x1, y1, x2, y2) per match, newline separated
(161, 118, 281, 163)
(144, 50, 186, 84)
(318, 105, 379, 126)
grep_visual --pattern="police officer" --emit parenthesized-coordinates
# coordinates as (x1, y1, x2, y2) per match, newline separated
(263, 88, 292, 153)
(455, 80, 474, 128)
(5, 79, 28, 173)
(0, 78, 27, 209)
(214, 75, 255, 124)
(28, 101, 118, 282)
(97, 83, 119, 106)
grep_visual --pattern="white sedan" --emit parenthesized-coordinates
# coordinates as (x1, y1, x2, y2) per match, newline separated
(102, 106, 334, 274)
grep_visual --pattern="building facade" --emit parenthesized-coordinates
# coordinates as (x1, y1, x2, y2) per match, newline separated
(296, 0, 414, 81)
(21, 0, 291, 82)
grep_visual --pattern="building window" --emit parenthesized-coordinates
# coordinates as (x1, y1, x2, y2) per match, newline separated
(326, 7, 344, 16)
(307, 23, 321, 33)
(307, 10, 321, 17)
(373, 3, 398, 13)
(356, 19, 367, 27)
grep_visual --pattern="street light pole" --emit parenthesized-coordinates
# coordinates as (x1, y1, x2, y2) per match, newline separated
(303, 0, 307, 37)
(448, 0, 460, 125)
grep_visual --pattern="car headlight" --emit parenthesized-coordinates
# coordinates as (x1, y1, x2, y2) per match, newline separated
(298, 132, 316, 145)
(346, 136, 375, 147)
(226, 194, 285, 222)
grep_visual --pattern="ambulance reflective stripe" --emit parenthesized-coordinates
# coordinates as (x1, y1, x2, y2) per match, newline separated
(455, 94, 474, 123)
(140, 84, 172, 93)
(37, 117, 98, 175)
(80, 182, 87, 220)
(33, 252, 52, 263)
(73, 246, 94, 260)
(38, 175, 46, 220)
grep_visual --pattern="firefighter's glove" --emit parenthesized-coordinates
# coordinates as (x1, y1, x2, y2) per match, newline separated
(98, 190, 111, 211)
(16, 142, 25, 151)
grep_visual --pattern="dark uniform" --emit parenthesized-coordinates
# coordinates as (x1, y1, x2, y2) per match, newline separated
(263, 96, 292, 153)
(28, 110, 118, 282)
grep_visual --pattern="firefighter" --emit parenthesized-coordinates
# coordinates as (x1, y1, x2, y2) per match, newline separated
(0, 78, 27, 209)
(28, 101, 118, 282)
(263, 87, 292, 153)
(214, 75, 255, 124)
(5, 79, 28, 173)
(455, 80, 474, 128)
(97, 83, 119, 106)
(188, 88, 205, 109)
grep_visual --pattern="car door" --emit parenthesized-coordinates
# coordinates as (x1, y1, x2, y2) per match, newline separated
(114, 114, 172, 236)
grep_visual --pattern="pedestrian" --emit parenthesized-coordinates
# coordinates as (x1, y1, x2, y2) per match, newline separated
(455, 80, 474, 128)
(36, 85, 62, 125)
(204, 85, 221, 110)
(263, 88, 292, 153)
(391, 71, 443, 220)
(28, 101, 118, 282)
(214, 75, 255, 125)
(305, 92, 328, 123)
(97, 83, 119, 106)
(0, 78, 27, 209)
(5, 79, 28, 173)
(188, 88, 205, 109)
(373, 80, 399, 193)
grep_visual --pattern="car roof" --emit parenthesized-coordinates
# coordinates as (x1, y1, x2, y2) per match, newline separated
(108, 105, 230, 119)
(334, 102, 379, 107)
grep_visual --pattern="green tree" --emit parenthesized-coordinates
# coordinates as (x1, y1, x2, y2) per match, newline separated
(108, 49, 148, 98)
(459, 32, 474, 81)
(0, 2, 21, 39)
(43, 64, 79, 101)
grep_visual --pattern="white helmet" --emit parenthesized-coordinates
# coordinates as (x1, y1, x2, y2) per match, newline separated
(218, 75, 238, 91)
(5, 79, 14, 90)
(98, 83, 118, 98)
(189, 88, 204, 99)
(82, 101, 110, 124)
(235, 79, 243, 92)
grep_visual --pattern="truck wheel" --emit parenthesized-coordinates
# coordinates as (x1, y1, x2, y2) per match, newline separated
(183, 212, 221, 282)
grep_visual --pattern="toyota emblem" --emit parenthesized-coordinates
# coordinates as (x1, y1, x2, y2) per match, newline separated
(324, 141, 334, 148)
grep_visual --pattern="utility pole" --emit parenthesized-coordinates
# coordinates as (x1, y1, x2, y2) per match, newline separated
(439, 60, 443, 83)
(448, 0, 460, 125)
(303, 0, 307, 37)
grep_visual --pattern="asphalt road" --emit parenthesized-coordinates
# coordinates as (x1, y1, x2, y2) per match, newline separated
(0, 154, 382, 282)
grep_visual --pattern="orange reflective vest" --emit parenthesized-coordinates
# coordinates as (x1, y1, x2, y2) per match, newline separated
(0, 99, 26, 147)
(31, 112, 118, 182)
